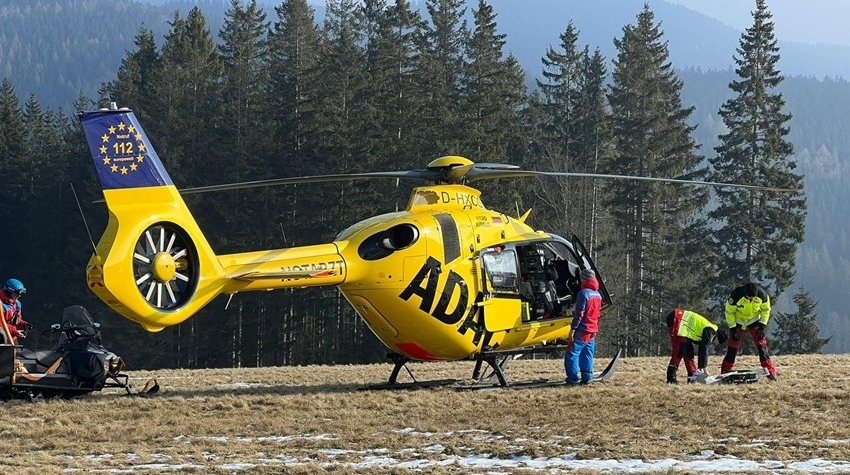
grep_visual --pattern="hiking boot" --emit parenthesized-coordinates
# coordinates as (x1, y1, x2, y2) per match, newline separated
(667, 365, 678, 384)
(767, 373, 777, 381)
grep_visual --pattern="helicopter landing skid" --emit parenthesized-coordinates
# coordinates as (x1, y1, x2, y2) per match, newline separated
(465, 344, 569, 389)
(360, 347, 621, 391)
(455, 347, 622, 390)
(360, 353, 459, 391)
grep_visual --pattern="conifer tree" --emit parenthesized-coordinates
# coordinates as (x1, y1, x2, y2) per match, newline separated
(309, 0, 369, 238)
(219, 0, 276, 368)
(535, 21, 582, 165)
(267, 0, 322, 175)
(419, 0, 468, 156)
(461, 0, 525, 160)
(310, 0, 371, 364)
(348, 0, 430, 219)
(99, 26, 159, 120)
(263, 0, 329, 366)
(356, 0, 425, 171)
(459, 0, 526, 212)
(772, 288, 829, 354)
(606, 5, 709, 355)
(708, 0, 806, 299)
(0, 79, 27, 204)
(571, 48, 614, 251)
(148, 7, 224, 187)
(219, 0, 270, 181)
(265, 0, 324, 240)
(529, 23, 612, 250)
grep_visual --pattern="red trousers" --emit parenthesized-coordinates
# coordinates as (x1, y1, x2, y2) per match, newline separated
(669, 335, 697, 375)
(721, 325, 776, 375)
(667, 312, 695, 375)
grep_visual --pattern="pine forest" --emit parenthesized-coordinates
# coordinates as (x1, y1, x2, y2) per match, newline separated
(0, 0, 842, 369)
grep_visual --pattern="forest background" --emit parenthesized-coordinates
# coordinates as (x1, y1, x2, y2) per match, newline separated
(0, 0, 841, 368)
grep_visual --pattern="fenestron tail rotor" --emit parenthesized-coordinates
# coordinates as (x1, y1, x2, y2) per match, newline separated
(133, 223, 199, 310)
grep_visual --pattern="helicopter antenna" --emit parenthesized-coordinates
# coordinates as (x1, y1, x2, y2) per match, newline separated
(71, 183, 98, 254)
(396, 177, 401, 212)
(279, 223, 288, 246)
(515, 201, 520, 217)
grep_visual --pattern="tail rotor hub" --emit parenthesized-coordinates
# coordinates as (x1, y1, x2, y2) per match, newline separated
(133, 223, 199, 310)
(151, 252, 177, 282)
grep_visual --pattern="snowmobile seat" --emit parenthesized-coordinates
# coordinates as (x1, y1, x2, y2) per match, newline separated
(17, 348, 63, 373)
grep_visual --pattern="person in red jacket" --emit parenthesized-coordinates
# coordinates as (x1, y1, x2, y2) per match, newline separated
(564, 269, 602, 384)
(1, 278, 28, 344)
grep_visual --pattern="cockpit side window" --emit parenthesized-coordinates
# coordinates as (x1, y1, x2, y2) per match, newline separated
(482, 249, 519, 292)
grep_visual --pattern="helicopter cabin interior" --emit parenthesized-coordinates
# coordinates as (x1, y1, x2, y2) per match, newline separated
(480, 242, 583, 323)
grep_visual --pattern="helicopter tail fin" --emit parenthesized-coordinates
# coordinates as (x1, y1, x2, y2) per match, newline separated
(79, 107, 227, 331)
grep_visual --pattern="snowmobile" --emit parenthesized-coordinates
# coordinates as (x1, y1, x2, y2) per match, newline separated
(0, 305, 158, 400)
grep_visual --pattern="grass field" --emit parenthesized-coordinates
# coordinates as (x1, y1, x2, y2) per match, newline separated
(2, 352, 849, 474)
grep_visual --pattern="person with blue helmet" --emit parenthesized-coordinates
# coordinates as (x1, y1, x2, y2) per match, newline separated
(0, 278, 29, 343)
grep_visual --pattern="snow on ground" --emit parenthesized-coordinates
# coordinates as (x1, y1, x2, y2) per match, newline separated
(60, 431, 850, 473)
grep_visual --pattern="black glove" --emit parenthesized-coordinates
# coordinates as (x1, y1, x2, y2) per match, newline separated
(731, 324, 742, 342)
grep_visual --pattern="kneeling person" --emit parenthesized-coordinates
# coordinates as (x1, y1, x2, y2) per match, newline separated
(665, 309, 727, 384)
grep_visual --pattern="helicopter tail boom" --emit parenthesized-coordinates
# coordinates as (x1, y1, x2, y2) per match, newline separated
(78, 107, 350, 332)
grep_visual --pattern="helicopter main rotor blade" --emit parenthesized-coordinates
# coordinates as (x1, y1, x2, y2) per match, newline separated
(465, 169, 799, 193)
(178, 170, 437, 195)
(172, 161, 797, 196)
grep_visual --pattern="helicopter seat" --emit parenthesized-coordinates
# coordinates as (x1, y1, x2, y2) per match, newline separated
(531, 280, 560, 319)
(518, 280, 535, 303)
(549, 260, 571, 292)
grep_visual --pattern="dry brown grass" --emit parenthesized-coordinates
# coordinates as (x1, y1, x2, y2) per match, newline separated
(1, 353, 849, 474)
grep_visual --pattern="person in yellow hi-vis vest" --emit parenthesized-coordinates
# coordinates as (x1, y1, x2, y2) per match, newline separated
(666, 308, 728, 384)
(721, 282, 777, 380)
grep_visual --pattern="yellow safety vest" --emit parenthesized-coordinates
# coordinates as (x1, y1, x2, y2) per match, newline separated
(725, 295, 771, 327)
(676, 310, 717, 342)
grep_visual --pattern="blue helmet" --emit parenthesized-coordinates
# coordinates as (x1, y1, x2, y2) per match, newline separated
(3, 278, 25, 295)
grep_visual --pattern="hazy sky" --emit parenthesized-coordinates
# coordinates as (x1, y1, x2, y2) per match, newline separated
(667, 0, 850, 46)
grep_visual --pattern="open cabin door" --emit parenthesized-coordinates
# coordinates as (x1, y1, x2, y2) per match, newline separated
(571, 235, 613, 308)
(479, 248, 524, 332)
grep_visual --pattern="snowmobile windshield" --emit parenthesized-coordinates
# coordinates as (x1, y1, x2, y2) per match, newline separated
(59, 305, 101, 345)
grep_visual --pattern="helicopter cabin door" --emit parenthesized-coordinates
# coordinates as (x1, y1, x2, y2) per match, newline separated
(571, 236, 613, 308)
(479, 248, 523, 332)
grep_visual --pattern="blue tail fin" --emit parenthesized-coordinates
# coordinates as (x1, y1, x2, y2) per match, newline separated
(79, 108, 174, 190)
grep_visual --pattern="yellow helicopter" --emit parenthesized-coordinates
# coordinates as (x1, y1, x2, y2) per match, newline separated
(78, 106, 792, 388)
